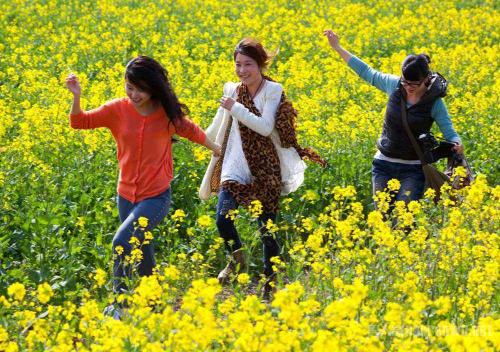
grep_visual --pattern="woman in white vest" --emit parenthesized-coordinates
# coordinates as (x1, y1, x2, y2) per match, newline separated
(199, 38, 326, 298)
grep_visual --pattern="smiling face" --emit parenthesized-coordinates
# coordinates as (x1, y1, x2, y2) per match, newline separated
(235, 53, 262, 87)
(125, 80, 153, 109)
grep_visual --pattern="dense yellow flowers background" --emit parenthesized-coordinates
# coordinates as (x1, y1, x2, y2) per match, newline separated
(0, 0, 498, 351)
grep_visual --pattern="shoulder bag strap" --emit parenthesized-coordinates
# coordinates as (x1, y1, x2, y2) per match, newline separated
(400, 96, 428, 165)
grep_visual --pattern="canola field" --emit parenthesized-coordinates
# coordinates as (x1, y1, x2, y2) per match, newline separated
(0, 0, 499, 350)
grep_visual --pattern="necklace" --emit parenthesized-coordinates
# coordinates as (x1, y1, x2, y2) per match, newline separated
(249, 77, 265, 99)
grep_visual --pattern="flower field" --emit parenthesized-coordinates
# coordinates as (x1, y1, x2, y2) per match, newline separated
(0, 0, 499, 350)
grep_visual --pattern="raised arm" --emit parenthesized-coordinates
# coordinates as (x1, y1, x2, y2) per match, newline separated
(66, 73, 82, 116)
(323, 29, 399, 94)
(65, 74, 117, 130)
(220, 83, 282, 137)
(323, 29, 352, 63)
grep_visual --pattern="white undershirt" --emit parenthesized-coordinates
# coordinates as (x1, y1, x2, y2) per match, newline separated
(220, 81, 283, 184)
(374, 150, 421, 165)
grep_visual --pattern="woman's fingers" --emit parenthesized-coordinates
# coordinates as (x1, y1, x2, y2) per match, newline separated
(65, 74, 81, 94)
(65, 78, 77, 87)
(323, 29, 339, 47)
(323, 29, 335, 37)
(66, 76, 77, 85)
(219, 96, 235, 110)
(213, 145, 221, 157)
(453, 143, 464, 154)
(65, 74, 78, 83)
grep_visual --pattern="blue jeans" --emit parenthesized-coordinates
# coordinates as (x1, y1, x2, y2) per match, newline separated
(372, 158, 425, 205)
(216, 189, 279, 277)
(113, 188, 171, 293)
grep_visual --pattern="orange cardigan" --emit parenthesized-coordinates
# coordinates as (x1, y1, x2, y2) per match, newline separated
(70, 98, 206, 203)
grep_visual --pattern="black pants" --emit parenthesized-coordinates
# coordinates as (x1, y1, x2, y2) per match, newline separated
(216, 189, 279, 276)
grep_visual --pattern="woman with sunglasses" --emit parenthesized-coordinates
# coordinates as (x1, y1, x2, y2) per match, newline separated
(324, 30, 463, 204)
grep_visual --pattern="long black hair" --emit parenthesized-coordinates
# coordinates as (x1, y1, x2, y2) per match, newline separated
(125, 56, 189, 123)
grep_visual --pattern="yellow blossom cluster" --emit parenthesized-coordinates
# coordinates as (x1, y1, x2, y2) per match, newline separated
(0, 0, 498, 351)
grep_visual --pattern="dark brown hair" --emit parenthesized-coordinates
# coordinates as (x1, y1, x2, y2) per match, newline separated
(233, 38, 273, 71)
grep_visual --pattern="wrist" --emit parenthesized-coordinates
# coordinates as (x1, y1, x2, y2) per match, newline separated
(205, 137, 214, 149)
(229, 101, 240, 114)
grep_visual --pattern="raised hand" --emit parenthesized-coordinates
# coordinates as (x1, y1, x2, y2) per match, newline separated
(65, 73, 81, 96)
(323, 29, 341, 50)
(323, 29, 352, 63)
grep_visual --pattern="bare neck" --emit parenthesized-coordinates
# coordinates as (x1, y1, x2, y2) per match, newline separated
(134, 100, 159, 116)
(247, 76, 264, 98)
(406, 91, 425, 105)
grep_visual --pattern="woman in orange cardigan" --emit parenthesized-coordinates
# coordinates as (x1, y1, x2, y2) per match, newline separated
(65, 56, 220, 318)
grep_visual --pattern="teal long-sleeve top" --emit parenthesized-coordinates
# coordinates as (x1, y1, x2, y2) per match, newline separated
(347, 56, 461, 143)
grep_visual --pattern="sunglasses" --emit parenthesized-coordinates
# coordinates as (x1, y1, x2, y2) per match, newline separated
(401, 76, 427, 87)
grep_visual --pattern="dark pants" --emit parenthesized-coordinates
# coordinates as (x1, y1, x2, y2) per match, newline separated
(113, 188, 171, 293)
(372, 158, 425, 205)
(216, 189, 279, 277)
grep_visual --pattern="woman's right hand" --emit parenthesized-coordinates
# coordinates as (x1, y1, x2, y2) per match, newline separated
(323, 29, 341, 50)
(65, 73, 81, 96)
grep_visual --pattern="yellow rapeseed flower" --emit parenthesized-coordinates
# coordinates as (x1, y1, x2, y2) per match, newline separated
(36, 283, 53, 304)
(138, 216, 148, 228)
(7, 283, 26, 302)
(387, 179, 401, 192)
(171, 209, 186, 222)
(248, 200, 263, 218)
(93, 268, 107, 288)
(197, 214, 213, 228)
(237, 273, 250, 285)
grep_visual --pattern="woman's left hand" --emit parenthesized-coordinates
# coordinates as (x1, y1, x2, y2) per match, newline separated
(452, 143, 464, 154)
(219, 96, 235, 111)
(203, 138, 222, 157)
(212, 144, 222, 157)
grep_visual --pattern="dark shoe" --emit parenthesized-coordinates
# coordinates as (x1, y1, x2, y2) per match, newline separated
(217, 249, 245, 284)
(261, 272, 277, 302)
